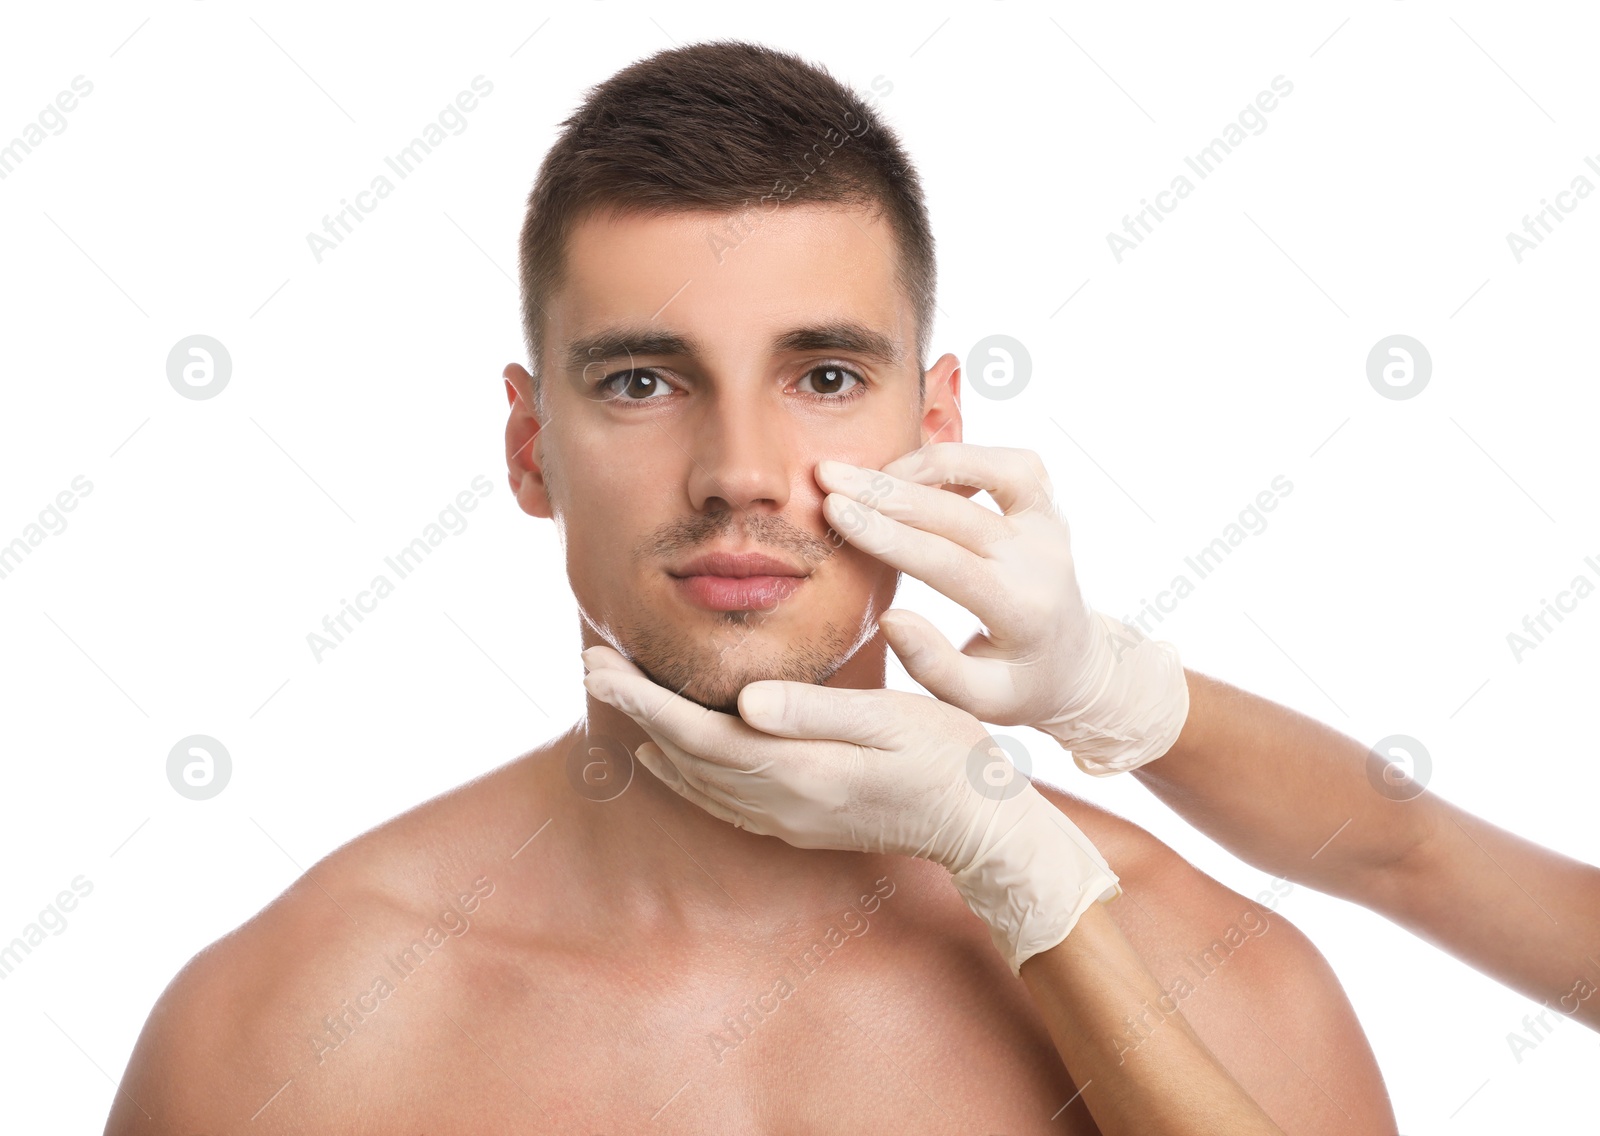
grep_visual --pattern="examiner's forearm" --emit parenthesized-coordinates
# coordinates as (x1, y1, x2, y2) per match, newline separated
(1135, 671, 1432, 889)
(1137, 669, 1600, 1029)
(1018, 902, 1283, 1136)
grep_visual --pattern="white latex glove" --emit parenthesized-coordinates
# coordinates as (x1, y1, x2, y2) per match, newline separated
(815, 443, 1189, 776)
(581, 645, 1120, 977)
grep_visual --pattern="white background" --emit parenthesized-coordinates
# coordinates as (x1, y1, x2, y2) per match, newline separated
(2, 1, 1596, 1130)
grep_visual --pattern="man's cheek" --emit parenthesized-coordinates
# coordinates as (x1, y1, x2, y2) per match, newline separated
(829, 538, 900, 603)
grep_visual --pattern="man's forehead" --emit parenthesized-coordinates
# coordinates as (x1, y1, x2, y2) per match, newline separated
(550, 203, 915, 367)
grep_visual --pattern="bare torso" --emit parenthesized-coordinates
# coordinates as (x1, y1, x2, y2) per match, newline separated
(107, 736, 1395, 1135)
(357, 863, 1097, 1134)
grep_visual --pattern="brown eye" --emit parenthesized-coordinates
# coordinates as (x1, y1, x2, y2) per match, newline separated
(798, 365, 861, 397)
(599, 369, 671, 401)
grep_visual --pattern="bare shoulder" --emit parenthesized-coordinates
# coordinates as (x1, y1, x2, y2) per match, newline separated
(1035, 781, 1397, 1135)
(105, 746, 559, 1135)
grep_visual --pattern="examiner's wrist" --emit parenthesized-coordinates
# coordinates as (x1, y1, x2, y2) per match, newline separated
(1036, 611, 1190, 777)
(947, 786, 1120, 977)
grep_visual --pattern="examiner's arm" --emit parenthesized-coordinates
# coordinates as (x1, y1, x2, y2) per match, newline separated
(817, 440, 1600, 1033)
(1020, 901, 1283, 1134)
(1137, 668, 1600, 1030)
(582, 647, 1284, 1135)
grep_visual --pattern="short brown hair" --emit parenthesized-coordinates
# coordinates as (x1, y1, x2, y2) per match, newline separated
(517, 40, 934, 409)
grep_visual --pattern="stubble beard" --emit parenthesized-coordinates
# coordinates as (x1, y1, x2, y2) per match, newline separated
(618, 607, 861, 715)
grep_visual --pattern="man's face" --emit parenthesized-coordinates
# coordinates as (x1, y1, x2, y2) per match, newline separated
(506, 202, 960, 713)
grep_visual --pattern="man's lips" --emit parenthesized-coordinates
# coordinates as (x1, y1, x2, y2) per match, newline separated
(668, 550, 810, 612)
(669, 551, 809, 578)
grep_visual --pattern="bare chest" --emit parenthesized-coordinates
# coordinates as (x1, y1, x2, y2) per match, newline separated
(366, 875, 1100, 1135)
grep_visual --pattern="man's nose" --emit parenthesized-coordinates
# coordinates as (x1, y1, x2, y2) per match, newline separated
(684, 390, 794, 514)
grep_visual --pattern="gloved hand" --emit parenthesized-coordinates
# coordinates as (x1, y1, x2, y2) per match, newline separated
(815, 442, 1189, 776)
(581, 645, 1120, 976)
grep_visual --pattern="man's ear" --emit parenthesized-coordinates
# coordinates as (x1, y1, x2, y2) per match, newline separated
(503, 362, 553, 519)
(919, 352, 963, 448)
(917, 353, 980, 498)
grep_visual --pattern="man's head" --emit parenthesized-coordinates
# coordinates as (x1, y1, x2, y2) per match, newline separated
(503, 41, 961, 713)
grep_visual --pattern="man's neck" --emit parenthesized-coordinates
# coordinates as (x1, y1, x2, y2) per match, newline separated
(553, 635, 901, 938)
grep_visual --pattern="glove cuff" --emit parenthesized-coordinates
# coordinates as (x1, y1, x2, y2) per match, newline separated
(1037, 611, 1190, 777)
(948, 788, 1121, 977)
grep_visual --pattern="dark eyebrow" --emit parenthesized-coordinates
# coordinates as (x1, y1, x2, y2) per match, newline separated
(771, 321, 904, 366)
(565, 328, 698, 374)
(563, 320, 904, 374)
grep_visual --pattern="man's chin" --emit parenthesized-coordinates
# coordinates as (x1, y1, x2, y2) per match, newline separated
(675, 685, 743, 717)
(640, 657, 838, 717)
(615, 619, 861, 717)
